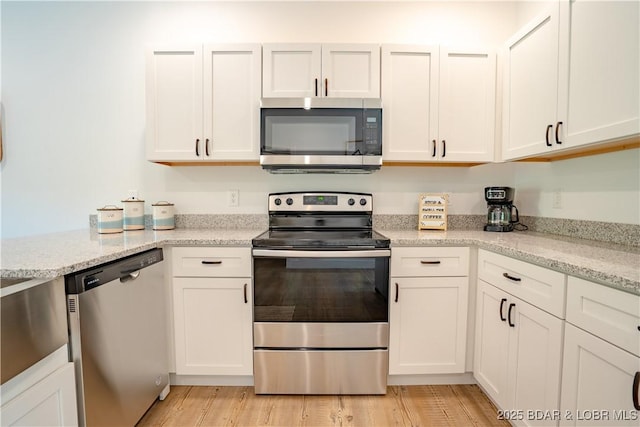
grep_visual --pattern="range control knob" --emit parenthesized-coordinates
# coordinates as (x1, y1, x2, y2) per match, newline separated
(348, 198, 355, 206)
(274, 198, 282, 206)
(286, 198, 294, 206)
(360, 198, 367, 206)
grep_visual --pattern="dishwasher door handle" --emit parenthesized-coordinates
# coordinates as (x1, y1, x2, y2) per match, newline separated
(120, 270, 140, 283)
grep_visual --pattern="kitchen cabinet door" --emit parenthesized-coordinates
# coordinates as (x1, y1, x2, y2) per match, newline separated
(322, 44, 380, 98)
(560, 323, 640, 427)
(557, 0, 640, 149)
(262, 43, 380, 99)
(1, 363, 78, 427)
(262, 43, 321, 98)
(173, 278, 253, 376)
(438, 48, 496, 162)
(381, 45, 496, 163)
(506, 296, 564, 427)
(474, 279, 564, 424)
(146, 46, 204, 161)
(381, 45, 439, 161)
(203, 44, 261, 160)
(146, 44, 261, 163)
(502, 4, 561, 160)
(389, 277, 468, 375)
(474, 280, 511, 409)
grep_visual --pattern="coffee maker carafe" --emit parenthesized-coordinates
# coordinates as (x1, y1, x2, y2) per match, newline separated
(484, 187, 519, 232)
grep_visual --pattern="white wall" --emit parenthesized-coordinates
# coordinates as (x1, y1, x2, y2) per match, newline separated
(0, 1, 638, 239)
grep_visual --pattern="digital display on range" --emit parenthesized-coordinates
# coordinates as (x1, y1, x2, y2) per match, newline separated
(303, 195, 338, 205)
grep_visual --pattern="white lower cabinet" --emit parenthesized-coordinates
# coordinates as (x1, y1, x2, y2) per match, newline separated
(1, 357, 77, 427)
(171, 247, 253, 376)
(474, 262, 564, 426)
(389, 247, 469, 375)
(389, 277, 468, 374)
(560, 324, 640, 427)
(560, 276, 640, 426)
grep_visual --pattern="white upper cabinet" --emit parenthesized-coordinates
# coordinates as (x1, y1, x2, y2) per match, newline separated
(502, 5, 561, 160)
(557, 0, 640, 149)
(503, 0, 639, 160)
(262, 43, 380, 98)
(382, 45, 496, 162)
(146, 44, 261, 162)
(439, 48, 496, 162)
(146, 46, 204, 161)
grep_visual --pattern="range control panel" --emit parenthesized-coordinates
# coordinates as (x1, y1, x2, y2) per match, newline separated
(268, 192, 372, 212)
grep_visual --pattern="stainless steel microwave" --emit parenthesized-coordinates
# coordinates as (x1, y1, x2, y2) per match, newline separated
(260, 98, 382, 173)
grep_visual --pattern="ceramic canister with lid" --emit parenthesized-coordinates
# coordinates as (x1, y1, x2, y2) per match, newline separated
(97, 206, 123, 234)
(152, 201, 175, 230)
(122, 197, 145, 230)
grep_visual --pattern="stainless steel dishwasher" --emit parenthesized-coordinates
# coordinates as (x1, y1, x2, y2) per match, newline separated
(66, 248, 169, 427)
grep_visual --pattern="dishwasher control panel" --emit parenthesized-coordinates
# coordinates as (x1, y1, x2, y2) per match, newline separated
(65, 248, 163, 294)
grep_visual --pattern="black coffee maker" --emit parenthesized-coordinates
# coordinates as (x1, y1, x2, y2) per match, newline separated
(484, 187, 519, 232)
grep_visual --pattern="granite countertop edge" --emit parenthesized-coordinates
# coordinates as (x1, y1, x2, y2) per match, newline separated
(1, 228, 638, 296)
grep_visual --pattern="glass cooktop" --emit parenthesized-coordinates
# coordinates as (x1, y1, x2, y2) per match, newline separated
(252, 229, 390, 249)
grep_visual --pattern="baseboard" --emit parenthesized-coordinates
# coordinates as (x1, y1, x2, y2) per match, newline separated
(388, 372, 476, 386)
(170, 373, 254, 386)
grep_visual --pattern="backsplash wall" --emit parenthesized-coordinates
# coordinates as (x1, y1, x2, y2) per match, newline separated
(1, 1, 638, 239)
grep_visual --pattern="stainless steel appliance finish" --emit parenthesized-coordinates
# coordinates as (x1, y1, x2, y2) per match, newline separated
(260, 99, 383, 173)
(1, 277, 68, 385)
(66, 248, 168, 427)
(252, 192, 390, 395)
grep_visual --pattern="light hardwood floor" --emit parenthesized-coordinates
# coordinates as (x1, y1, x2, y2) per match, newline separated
(137, 385, 509, 427)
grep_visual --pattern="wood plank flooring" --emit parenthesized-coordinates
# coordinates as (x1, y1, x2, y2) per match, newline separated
(137, 385, 509, 427)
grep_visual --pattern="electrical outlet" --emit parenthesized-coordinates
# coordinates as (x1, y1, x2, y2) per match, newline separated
(228, 190, 239, 207)
(552, 189, 562, 209)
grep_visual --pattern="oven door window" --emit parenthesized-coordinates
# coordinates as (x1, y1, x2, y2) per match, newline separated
(254, 255, 389, 322)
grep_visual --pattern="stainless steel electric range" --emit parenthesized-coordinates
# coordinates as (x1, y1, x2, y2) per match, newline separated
(252, 191, 390, 395)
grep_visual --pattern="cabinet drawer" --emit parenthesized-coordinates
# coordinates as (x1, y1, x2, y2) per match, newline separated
(566, 276, 640, 357)
(391, 247, 469, 277)
(171, 247, 251, 277)
(477, 250, 566, 318)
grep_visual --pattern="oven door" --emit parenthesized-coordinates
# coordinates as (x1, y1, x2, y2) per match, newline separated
(252, 248, 390, 394)
(252, 249, 389, 324)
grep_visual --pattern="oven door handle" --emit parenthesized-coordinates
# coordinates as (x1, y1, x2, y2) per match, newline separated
(252, 249, 391, 258)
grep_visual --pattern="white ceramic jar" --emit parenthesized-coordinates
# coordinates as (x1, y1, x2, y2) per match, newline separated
(152, 201, 175, 230)
(122, 197, 145, 230)
(97, 206, 123, 234)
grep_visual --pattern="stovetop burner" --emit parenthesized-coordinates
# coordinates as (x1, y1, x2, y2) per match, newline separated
(252, 191, 390, 249)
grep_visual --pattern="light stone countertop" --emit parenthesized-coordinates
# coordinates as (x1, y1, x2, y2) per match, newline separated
(1, 228, 638, 295)
(379, 229, 640, 295)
